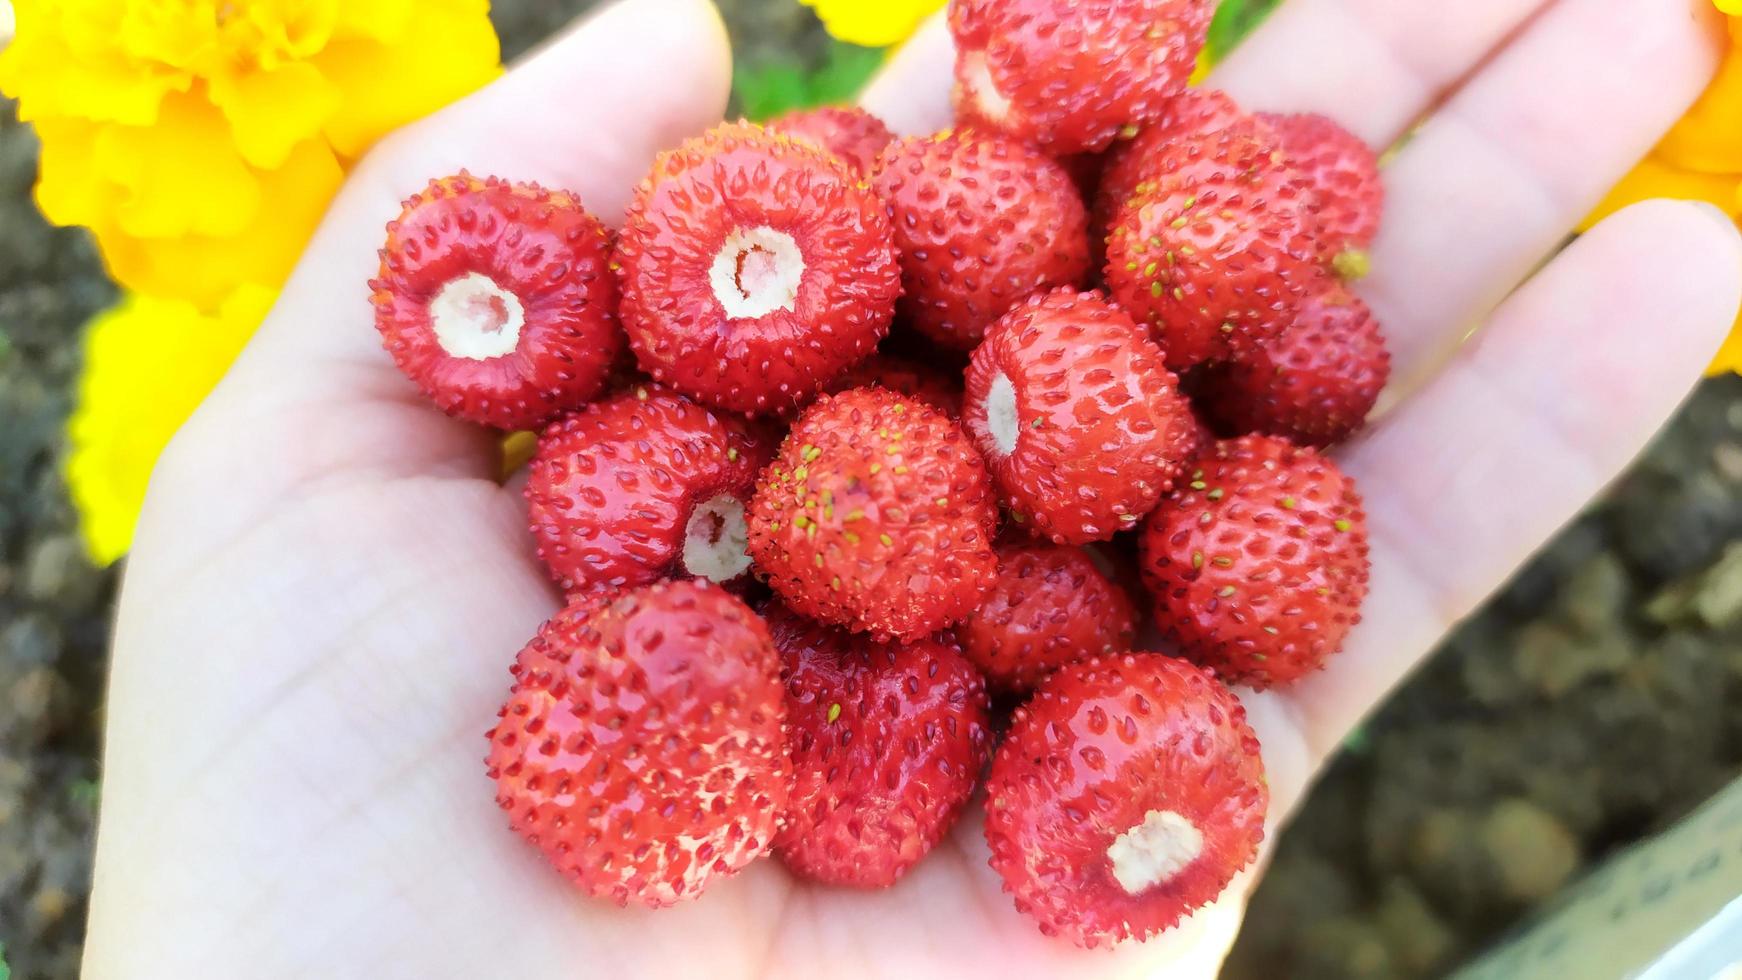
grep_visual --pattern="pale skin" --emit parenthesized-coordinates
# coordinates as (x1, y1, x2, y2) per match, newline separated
(81, 0, 1741, 976)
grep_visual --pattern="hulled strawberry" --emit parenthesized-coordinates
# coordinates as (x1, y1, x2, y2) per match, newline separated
(766, 105, 896, 177)
(873, 130, 1090, 351)
(616, 122, 900, 415)
(984, 654, 1268, 947)
(767, 603, 991, 887)
(371, 173, 622, 430)
(823, 352, 965, 417)
(960, 542, 1138, 693)
(1104, 125, 1329, 370)
(1261, 111, 1384, 277)
(950, 0, 1217, 155)
(525, 385, 773, 594)
(485, 580, 789, 907)
(748, 388, 999, 641)
(1195, 286, 1391, 448)
(1139, 435, 1370, 688)
(963, 289, 1197, 543)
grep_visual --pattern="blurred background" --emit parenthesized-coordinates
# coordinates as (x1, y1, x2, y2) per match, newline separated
(0, 1, 1739, 977)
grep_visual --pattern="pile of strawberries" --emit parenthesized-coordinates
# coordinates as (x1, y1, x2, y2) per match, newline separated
(370, 0, 1383, 948)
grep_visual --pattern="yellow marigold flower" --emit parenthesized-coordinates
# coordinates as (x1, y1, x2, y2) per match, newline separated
(802, 0, 944, 48)
(0, 0, 501, 309)
(67, 286, 276, 565)
(1589, 4, 1742, 375)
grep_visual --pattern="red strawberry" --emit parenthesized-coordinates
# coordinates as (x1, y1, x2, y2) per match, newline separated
(1139, 435, 1370, 688)
(1104, 125, 1330, 370)
(748, 388, 999, 641)
(1260, 111, 1384, 277)
(616, 122, 900, 415)
(371, 173, 622, 430)
(963, 289, 1197, 544)
(873, 130, 1090, 351)
(765, 105, 896, 177)
(950, 0, 1217, 155)
(525, 385, 773, 594)
(767, 603, 991, 886)
(960, 542, 1138, 693)
(1195, 285, 1391, 448)
(822, 352, 965, 417)
(984, 654, 1268, 947)
(1094, 89, 1257, 242)
(485, 580, 789, 907)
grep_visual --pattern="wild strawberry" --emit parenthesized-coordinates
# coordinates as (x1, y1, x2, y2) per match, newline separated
(1139, 435, 1370, 688)
(960, 542, 1138, 693)
(1260, 111, 1383, 278)
(950, 0, 1217, 155)
(1194, 285, 1391, 448)
(984, 654, 1268, 947)
(371, 173, 622, 430)
(823, 352, 965, 417)
(616, 122, 900, 415)
(1094, 89, 1256, 241)
(767, 603, 991, 887)
(525, 385, 773, 594)
(485, 580, 789, 908)
(873, 130, 1090, 351)
(1104, 125, 1329, 370)
(963, 289, 1197, 544)
(765, 105, 896, 177)
(748, 388, 999, 641)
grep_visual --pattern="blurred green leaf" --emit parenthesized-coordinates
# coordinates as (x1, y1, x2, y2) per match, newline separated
(69, 777, 100, 812)
(808, 42, 886, 107)
(1206, 0, 1284, 62)
(2, 940, 11, 980)
(734, 40, 886, 121)
(734, 59, 813, 120)
(1343, 725, 1371, 754)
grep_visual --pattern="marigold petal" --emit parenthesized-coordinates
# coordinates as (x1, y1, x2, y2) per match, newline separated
(67, 284, 278, 565)
(801, 0, 944, 48)
(212, 60, 342, 170)
(0, 9, 187, 126)
(96, 140, 343, 308)
(333, 0, 415, 43)
(242, 0, 341, 67)
(92, 94, 260, 240)
(1657, 45, 1742, 174)
(1581, 157, 1740, 230)
(29, 118, 115, 229)
(117, 2, 223, 74)
(313, 9, 501, 159)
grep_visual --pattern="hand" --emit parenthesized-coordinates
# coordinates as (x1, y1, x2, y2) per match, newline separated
(81, 0, 1741, 976)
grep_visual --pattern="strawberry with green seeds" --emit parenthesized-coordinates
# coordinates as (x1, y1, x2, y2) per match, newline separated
(984, 653, 1269, 947)
(768, 602, 991, 887)
(1138, 435, 1371, 688)
(748, 387, 999, 641)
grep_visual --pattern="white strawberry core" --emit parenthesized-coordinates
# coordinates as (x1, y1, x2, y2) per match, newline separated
(682, 493, 751, 582)
(1107, 809, 1204, 895)
(429, 272, 525, 360)
(959, 50, 1013, 124)
(985, 370, 1020, 457)
(710, 226, 803, 320)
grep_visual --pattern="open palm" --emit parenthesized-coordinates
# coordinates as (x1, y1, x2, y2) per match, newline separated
(81, 0, 1740, 977)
